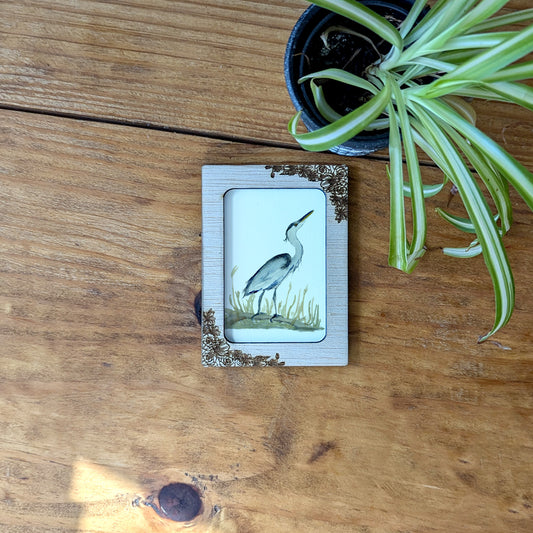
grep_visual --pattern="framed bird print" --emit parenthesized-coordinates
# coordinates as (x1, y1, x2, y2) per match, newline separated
(202, 164, 348, 367)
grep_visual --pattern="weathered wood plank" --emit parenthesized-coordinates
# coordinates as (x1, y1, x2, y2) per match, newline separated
(0, 110, 532, 532)
(0, 0, 531, 166)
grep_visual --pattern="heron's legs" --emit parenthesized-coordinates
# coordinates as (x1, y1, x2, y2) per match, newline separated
(257, 290, 265, 315)
(251, 290, 265, 320)
(270, 288, 281, 322)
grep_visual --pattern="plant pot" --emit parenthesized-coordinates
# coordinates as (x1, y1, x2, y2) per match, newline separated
(284, 0, 418, 156)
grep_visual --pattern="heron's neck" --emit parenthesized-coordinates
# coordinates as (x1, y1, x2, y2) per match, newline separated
(287, 232, 303, 267)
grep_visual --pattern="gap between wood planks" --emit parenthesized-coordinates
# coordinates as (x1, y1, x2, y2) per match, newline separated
(0, 102, 442, 169)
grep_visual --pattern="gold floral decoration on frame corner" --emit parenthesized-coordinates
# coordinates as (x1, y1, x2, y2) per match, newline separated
(202, 309, 285, 367)
(266, 164, 348, 222)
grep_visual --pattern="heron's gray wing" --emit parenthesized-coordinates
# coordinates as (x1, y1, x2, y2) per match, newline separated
(243, 253, 291, 295)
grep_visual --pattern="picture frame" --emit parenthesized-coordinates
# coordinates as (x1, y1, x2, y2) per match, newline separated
(202, 164, 348, 367)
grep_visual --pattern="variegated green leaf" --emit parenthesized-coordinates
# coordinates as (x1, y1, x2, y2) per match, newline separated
(288, 83, 391, 151)
(409, 99, 515, 342)
(309, 0, 402, 49)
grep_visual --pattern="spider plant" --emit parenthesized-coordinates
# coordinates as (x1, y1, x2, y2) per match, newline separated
(288, 0, 533, 341)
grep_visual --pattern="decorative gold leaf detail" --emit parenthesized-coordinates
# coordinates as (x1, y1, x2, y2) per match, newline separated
(266, 164, 348, 222)
(202, 309, 285, 367)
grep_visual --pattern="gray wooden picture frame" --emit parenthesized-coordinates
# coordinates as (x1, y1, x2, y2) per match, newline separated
(202, 164, 348, 367)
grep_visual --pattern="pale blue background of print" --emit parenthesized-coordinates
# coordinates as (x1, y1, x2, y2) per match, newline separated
(224, 188, 326, 343)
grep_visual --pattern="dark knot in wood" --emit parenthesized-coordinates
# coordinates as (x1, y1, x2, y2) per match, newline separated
(155, 483, 202, 522)
(194, 291, 202, 325)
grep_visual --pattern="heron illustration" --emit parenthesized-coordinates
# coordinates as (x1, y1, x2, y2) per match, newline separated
(243, 210, 313, 321)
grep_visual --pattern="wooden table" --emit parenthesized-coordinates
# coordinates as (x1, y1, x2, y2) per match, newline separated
(0, 1, 532, 531)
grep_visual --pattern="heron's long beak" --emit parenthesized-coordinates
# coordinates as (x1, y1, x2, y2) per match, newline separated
(297, 210, 313, 225)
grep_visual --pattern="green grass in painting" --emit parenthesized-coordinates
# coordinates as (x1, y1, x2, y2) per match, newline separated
(225, 267, 322, 331)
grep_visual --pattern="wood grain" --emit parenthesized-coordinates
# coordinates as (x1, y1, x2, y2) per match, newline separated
(0, 110, 532, 532)
(0, 0, 532, 166)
